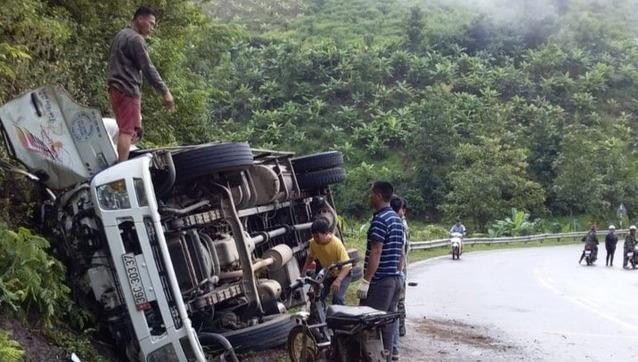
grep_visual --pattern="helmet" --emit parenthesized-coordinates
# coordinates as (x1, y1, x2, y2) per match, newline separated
(608, 225, 616, 230)
(630, 225, 637, 231)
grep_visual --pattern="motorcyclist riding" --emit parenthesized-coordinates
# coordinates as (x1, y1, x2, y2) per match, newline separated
(579, 224, 599, 264)
(624, 225, 637, 269)
(450, 217, 466, 255)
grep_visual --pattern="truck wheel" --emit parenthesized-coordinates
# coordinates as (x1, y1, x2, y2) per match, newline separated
(296, 167, 346, 190)
(218, 314, 295, 353)
(171, 142, 253, 183)
(291, 151, 343, 173)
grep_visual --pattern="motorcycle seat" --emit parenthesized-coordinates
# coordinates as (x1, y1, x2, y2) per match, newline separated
(327, 305, 385, 318)
(326, 305, 397, 331)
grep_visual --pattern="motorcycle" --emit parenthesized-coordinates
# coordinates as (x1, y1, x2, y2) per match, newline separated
(625, 245, 638, 269)
(450, 232, 463, 260)
(583, 244, 597, 266)
(287, 259, 399, 362)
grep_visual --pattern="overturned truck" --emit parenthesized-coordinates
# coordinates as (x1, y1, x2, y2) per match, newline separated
(0, 86, 358, 361)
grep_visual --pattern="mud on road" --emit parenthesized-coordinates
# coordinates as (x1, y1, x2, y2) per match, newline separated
(400, 317, 524, 361)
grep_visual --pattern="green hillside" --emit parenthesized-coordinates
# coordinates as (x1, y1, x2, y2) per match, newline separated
(3, 0, 638, 358)
(2, 0, 638, 228)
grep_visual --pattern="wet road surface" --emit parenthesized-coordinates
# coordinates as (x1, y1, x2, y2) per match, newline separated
(402, 244, 638, 361)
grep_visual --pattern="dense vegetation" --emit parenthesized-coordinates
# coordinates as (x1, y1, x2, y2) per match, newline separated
(2, 0, 638, 230)
(2, 0, 638, 358)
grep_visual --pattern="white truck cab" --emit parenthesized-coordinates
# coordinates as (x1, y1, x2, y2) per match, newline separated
(0, 86, 356, 361)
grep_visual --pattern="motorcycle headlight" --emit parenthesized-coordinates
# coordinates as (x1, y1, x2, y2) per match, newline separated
(96, 179, 131, 210)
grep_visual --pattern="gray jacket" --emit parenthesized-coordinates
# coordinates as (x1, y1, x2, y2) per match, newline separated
(107, 26, 168, 97)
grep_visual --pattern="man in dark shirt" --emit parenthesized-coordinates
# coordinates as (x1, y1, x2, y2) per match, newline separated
(605, 225, 618, 267)
(107, 6, 174, 162)
(390, 195, 409, 356)
(624, 225, 637, 268)
(579, 224, 599, 264)
(357, 181, 404, 358)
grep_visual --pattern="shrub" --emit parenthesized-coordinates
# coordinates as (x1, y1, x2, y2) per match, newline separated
(0, 330, 24, 362)
(0, 223, 71, 327)
(488, 208, 542, 237)
(410, 224, 449, 240)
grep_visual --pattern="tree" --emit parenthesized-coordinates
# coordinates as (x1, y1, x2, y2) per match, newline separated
(404, 6, 424, 52)
(442, 136, 545, 231)
(552, 120, 638, 217)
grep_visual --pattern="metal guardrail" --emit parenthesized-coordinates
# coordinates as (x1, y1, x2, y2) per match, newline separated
(410, 229, 630, 250)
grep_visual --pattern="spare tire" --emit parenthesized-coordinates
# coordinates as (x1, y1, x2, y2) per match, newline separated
(296, 167, 346, 190)
(297, 167, 346, 190)
(171, 142, 253, 183)
(292, 151, 343, 174)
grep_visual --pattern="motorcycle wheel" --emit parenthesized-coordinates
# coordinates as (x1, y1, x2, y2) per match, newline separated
(288, 325, 319, 362)
(586, 256, 592, 266)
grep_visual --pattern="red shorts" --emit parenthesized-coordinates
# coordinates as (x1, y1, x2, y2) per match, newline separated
(108, 86, 141, 136)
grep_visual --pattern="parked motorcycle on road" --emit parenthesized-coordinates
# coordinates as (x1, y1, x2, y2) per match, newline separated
(625, 245, 638, 269)
(450, 232, 463, 260)
(583, 245, 597, 266)
(287, 259, 399, 362)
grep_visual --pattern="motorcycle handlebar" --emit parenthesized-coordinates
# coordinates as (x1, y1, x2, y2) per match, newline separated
(289, 257, 359, 290)
(326, 257, 358, 272)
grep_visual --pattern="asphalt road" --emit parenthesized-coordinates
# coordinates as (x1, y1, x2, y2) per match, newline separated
(403, 244, 638, 361)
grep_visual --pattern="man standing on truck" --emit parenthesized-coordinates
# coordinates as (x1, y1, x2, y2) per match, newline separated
(357, 181, 404, 360)
(107, 6, 174, 162)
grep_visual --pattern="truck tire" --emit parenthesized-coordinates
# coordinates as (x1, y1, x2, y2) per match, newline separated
(296, 167, 346, 190)
(292, 151, 343, 173)
(219, 314, 295, 353)
(171, 142, 253, 183)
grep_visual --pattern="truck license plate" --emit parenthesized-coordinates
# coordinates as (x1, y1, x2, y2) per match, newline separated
(122, 253, 150, 310)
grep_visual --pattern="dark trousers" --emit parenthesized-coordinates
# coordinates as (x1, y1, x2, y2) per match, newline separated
(320, 272, 352, 305)
(363, 275, 403, 354)
(606, 246, 616, 266)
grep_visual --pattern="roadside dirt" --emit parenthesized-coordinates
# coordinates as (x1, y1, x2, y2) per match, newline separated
(0, 314, 67, 362)
(1, 313, 522, 361)
(241, 317, 522, 362)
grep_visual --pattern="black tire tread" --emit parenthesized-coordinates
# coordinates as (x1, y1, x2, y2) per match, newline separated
(220, 314, 294, 353)
(296, 167, 346, 190)
(171, 142, 253, 183)
(292, 151, 343, 173)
